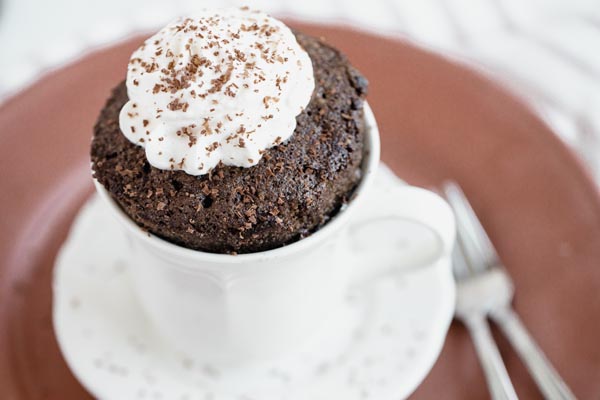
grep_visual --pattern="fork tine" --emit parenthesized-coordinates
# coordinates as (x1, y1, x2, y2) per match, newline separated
(441, 181, 485, 267)
(443, 181, 499, 270)
(452, 232, 477, 280)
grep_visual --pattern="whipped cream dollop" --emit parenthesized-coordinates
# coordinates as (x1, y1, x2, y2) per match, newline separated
(119, 8, 315, 175)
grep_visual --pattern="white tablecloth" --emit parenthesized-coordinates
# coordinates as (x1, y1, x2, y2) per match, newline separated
(1, 0, 599, 179)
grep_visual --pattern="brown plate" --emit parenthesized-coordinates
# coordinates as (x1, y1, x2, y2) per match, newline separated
(1, 22, 600, 399)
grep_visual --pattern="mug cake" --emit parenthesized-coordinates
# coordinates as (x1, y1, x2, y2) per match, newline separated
(91, 7, 368, 254)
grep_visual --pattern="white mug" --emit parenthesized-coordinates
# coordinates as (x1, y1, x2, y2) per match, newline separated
(93, 103, 455, 366)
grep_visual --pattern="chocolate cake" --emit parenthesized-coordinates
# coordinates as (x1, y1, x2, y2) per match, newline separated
(91, 32, 368, 254)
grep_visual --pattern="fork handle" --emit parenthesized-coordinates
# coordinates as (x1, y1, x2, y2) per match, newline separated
(492, 307, 577, 400)
(464, 314, 519, 400)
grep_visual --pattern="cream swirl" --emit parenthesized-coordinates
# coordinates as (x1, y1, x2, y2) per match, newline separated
(119, 8, 315, 175)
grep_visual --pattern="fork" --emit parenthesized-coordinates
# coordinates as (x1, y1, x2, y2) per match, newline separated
(443, 182, 576, 400)
(451, 215, 518, 399)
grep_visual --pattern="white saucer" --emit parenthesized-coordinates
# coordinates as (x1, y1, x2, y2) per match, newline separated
(53, 165, 455, 400)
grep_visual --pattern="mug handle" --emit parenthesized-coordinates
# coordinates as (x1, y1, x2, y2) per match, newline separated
(344, 183, 456, 287)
